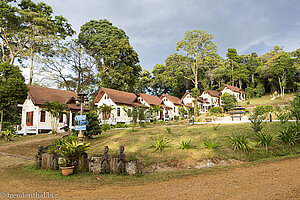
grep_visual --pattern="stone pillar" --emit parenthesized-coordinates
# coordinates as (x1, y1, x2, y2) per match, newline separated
(78, 153, 89, 172)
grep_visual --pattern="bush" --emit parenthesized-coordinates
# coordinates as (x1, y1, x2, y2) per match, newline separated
(85, 110, 102, 138)
(102, 124, 111, 131)
(255, 83, 265, 97)
(221, 93, 237, 112)
(150, 136, 170, 152)
(166, 127, 171, 134)
(228, 135, 253, 152)
(174, 116, 179, 121)
(178, 139, 194, 150)
(203, 140, 220, 149)
(56, 141, 90, 165)
(255, 132, 274, 151)
(253, 105, 273, 116)
(209, 107, 222, 114)
(115, 122, 128, 128)
(279, 124, 299, 145)
(249, 114, 266, 133)
(1, 129, 17, 141)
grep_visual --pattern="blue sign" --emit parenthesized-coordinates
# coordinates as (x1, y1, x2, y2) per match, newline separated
(74, 125, 86, 131)
(75, 115, 86, 121)
(78, 120, 89, 125)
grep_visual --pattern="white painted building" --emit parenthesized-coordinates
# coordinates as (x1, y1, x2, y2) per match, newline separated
(160, 94, 184, 119)
(221, 84, 246, 102)
(137, 93, 163, 120)
(18, 85, 87, 135)
(181, 91, 210, 113)
(94, 87, 146, 124)
(200, 90, 221, 111)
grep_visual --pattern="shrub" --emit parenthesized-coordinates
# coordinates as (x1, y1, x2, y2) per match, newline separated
(1, 129, 17, 141)
(178, 139, 194, 150)
(85, 110, 102, 138)
(255, 132, 273, 151)
(102, 124, 111, 131)
(255, 83, 265, 97)
(174, 116, 179, 121)
(115, 122, 128, 128)
(150, 136, 170, 152)
(166, 127, 171, 134)
(203, 140, 220, 149)
(228, 135, 253, 152)
(56, 141, 90, 165)
(209, 107, 222, 114)
(278, 125, 299, 145)
(249, 114, 266, 133)
(221, 93, 237, 112)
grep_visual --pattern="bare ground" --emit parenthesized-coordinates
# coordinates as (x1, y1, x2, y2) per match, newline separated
(0, 154, 299, 200)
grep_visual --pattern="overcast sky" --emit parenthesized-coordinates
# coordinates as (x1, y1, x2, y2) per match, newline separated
(33, 0, 300, 72)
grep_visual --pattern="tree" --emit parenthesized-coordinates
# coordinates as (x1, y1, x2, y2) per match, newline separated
(85, 110, 102, 138)
(78, 19, 141, 92)
(98, 104, 114, 123)
(221, 93, 237, 112)
(151, 54, 193, 98)
(191, 88, 200, 116)
(176, 30, 217, 89)
(42, 101, 67, 134)
(39, 40, 98, 95)
(0, 63, 28, 132)
(122, 106, 138, 131)
(226, 48, 240, 86)
(134, 69, 151, 93)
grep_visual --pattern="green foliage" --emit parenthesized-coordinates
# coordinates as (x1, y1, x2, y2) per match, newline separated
(253, 105, 273, 116)
(278, 124, 299, 145)
(102, 124, 111, 132)
(78, 19, 141, 92)
(85, 110, 102, 138)
(221, 93, 237, 112)
(228, 135, 253, 152)
(178, 139, 194, 150)
(150, 136, 170, 152)
(59, 158, 71, 167)
(1, 129, 17, 141)
(114, 123, 128, 128)
(0, 63, 28, 130)
(254, 83, 265, 97)
(178, 106, 187, 118)
(255, 132, 274, 151)
(289, 93, 300, 121)
(209, 107, 222, 114)
(212, 123, 221, 131)
(249, 114, 266, 133)
(275, 106, 291, 124)
(203, 140, 220, 149)
(55, 141, 90, 164)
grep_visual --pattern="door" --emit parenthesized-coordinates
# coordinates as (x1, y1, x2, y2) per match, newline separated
(26, 111, 34, 126)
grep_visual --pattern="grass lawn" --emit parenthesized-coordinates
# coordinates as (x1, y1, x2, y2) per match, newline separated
(239, 93, 295, 107)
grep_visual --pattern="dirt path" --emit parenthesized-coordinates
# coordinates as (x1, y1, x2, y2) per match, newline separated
(0, 155, 299, 200)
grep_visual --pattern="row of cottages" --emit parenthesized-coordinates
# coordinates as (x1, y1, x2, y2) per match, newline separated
(93, 87, 185, 124)
(221, 84, 246, 102)
(19, 85, 89, 135)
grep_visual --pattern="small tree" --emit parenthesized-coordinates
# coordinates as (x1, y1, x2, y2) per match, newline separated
(42, 101, 67, 134)
(123, 106, 139, 131)
(85, 110, 102, 138)
(191, 88, 200, 116)
(98, 104, 114, 123)
(221, 93, 237, 112)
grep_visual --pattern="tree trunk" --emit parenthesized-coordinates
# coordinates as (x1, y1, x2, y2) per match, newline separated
(239, 79, 242, 89)
(29, 48, 34, 85)
(231, 60, 234, 86)
(251, 73, 255, 83)
(0, 109, 3, 132)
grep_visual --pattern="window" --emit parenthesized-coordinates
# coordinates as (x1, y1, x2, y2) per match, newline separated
(59, 114, 63, 123)
(40, 111, 46, 122)
(117, 108, 120, 117)
(26, 111, 33, 126)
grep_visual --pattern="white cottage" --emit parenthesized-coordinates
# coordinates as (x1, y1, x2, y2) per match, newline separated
(221, 84, 246, 102)
(200, 90, 221, 111)
(181, 91, 210, 113)
(137, 93, 163, 120)
(160, 94, 184, 119)
(19, 85, 87, 135)
(94, 87, 146, 124)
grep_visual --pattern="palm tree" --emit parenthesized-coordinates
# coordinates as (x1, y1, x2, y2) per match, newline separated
(98, 104, 114, 123)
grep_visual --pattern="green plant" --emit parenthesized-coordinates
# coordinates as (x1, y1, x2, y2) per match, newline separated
(85, 110, 102, 138)
(102, 124, 111, 131)
(278, 125, 299, 145)
(166, 127, 171, 134)
(203, 139, 220, 149)
(209, 107, 222, 114)
(150, 136, 170, 152)
(1, 129, 17, 141)
(228, 135, 253, 152)
(56, 141, 90, 165)
(255, 132, 274, 151)
(174, 116, 179, 121)
(59, 158, 71, 167)
(178, 139, 194, 150)
(249, 114, 266, 133)
(115, 122, 128, 128)
(221, 93, 237, 112)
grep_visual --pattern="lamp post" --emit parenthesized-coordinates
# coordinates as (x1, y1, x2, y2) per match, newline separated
(77, 93, 87, 142)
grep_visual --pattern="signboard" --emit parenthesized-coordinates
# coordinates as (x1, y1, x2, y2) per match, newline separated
(78, 120, 89, 125)
(75, 115, 86, 121)
(74, 125, 86, 131)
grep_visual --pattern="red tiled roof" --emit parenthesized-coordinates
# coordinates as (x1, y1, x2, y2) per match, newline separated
(160, 93, 184, 106)
(181, 91, 190, 102)
(221, 84, 247, 94)
(27, 85, 88, 111)
(137, 93, 162, 106)
(205, 90, 221, 98)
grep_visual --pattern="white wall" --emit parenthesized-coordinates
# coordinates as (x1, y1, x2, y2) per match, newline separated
(221, 87, 244, 102)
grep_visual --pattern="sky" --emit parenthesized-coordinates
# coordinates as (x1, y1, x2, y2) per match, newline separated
(32, 0, 300, 72)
